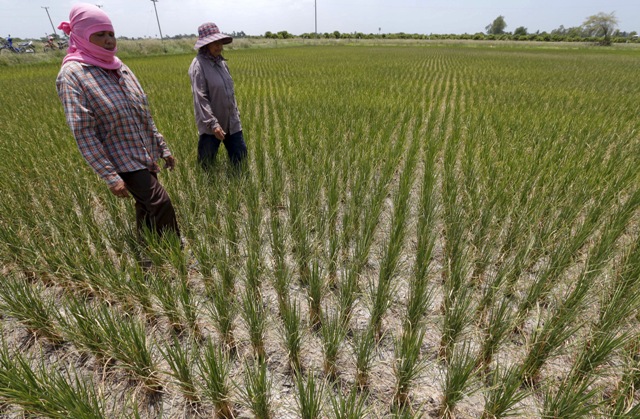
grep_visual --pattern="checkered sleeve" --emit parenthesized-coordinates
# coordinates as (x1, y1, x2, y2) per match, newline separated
(154, 129, 171, 159)
(127, 68, 172, 159)
(56, 66, 122, 187)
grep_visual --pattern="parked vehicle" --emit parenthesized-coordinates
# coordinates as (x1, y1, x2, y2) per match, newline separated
(0, 39, 35, 53)
(17, 41, 35, 53)
(43, 35, 68, 52)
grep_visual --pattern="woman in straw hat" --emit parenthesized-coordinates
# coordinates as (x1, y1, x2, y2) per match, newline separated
(189, 22, 247, 171)
(56, 3, 181, 244)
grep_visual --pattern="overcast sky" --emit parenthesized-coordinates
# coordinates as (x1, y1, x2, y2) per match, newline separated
(2, 0, 638, 39)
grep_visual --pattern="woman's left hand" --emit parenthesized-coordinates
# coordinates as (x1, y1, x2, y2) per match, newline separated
(163, 155, 176, 171)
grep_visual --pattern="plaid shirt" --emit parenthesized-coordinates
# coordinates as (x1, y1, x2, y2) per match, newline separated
(56, 61, 171, 186)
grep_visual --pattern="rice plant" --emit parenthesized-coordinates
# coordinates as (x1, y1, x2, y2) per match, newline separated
(205, 278, 237, 350)
(393, 324, 428, 407)
(336, 266, 359, 325)
(280, 297, 304, 373)
(289, 180, 313, 284)
(238, 357, 273, 419)
(307, 258, 325, 329)
(515, 194, 611, 325)
(339, 169, 363, 258)
(392, 406, 426, 419)
(438, 127, 476, 361)
(476, 239, 532, 322)
(607, 342, 640, 417)
(403, 136, 438, 336)
(0, 340, 105, 418)
(158, 334, 198, 402)
(481, 363, 529, 419)
(243, 173, 264, 292)
(270, 209, 291, 313)
(439, 283, 475, 362)
(320, 309, 348, 379)
(477, 295, 517, 370)
(572, 211, 640, 380)
(240, 287, 268, 360)
(516, 194, 636, 386)
(517, 274, 591, 385)
(353, 323, 377, 389)
(92, 302, 162, 391)
(119, 261, 156, 319)
(0, 275, 64, 345)
(215, 243, 238, 296)
(197, 338, 234, 418)
(149, 272, 184, 334)
(222, 179, 242, 261)
(191, 236, 218, 284)
(329, 384, 370, 419)
(352, 177, 389, 275)
(541, 374, 599, 418)
(57, 295, 111, 362)
(368, 137, 416, 337)
(438, 342, 480, 419)
(324, 158, 342, 284)
(176, 275, 202, 338)
(294, 370, 326, 419)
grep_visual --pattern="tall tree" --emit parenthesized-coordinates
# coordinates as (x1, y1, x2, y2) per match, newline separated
(583, 12, 619, 45)
(485, 15, 507, 35)
(514, 26, 528, 36)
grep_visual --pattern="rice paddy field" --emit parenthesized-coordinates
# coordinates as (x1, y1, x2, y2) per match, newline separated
(1, 43, 640, 418)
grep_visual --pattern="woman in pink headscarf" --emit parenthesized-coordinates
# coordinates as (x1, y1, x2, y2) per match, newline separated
(56, 3, 181, 248)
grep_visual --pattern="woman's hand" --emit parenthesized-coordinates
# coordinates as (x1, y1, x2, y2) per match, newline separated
(109, 180, 129, 198)
(163, 155, 176, 171)
(213, 125, 226, 141)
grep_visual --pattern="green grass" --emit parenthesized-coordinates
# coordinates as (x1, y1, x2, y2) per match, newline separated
(0, 42, 639, 417)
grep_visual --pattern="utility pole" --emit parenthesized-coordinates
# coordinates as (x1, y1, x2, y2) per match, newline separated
(150, 0, 164, 43)
(314, 0, 317, 37)
(42, 6, 57, 36)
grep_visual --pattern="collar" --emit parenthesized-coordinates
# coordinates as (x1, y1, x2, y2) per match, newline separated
(199, 49, 225, 65)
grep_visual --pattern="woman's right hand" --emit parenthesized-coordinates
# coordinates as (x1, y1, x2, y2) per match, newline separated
(213, 125, 226, 141)
(109, 180, 130, 198)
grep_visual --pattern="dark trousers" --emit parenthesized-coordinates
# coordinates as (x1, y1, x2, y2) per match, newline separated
(118, 169, 180, 237)
(198, 130, 247, 170)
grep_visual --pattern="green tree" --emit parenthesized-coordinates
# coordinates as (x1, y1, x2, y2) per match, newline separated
(485, 15, 507, 35)
(583, 12, 619, 45)
(514, 26, 527, 36)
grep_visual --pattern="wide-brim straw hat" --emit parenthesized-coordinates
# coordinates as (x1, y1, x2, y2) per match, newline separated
(194, 22, 232, 50)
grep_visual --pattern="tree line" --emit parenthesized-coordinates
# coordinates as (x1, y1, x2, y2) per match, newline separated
(485, 12, 630, 45)
(9, 11, 631, 45)
(268, 11, 635, 45)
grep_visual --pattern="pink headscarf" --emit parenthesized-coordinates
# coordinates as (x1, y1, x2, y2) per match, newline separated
(58, 3, 121, 70)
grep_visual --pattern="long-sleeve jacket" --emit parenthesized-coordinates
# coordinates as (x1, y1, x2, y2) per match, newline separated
(188, 53, 242, 136)
(56, 61, 171, 186)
